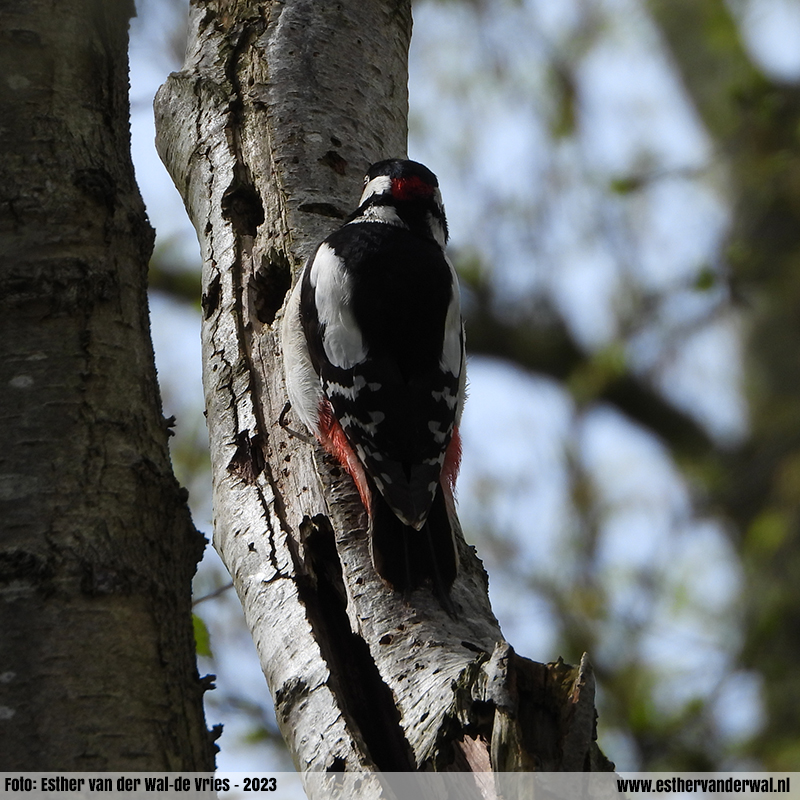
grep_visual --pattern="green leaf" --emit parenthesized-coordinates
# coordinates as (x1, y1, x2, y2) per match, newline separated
(193, 613, 213, 658)
(609, 176, 644, 194)
(694, 266, 716, 291)
(745, 509, 789, 559)
(568, 343, 627, 403)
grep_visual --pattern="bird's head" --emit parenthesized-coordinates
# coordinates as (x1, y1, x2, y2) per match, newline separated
(351, 159, 449, 247)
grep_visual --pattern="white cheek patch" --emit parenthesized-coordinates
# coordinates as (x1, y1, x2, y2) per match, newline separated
(310, 243, 367, 369)
(358, 174, 392, 205)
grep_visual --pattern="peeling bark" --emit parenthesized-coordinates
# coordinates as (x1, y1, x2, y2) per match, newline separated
(155, 0, 612, 782)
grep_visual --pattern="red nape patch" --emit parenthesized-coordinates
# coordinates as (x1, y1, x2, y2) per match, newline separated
(317, 400, 373, 516)
(391, 175, 435, 201)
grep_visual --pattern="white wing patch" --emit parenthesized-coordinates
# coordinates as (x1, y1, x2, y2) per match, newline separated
(431, 387, 458, 410)
(441, 255, 463, 376)
(428, 420, 449, 444)
(309, 243, 367, 369)
(342, 410, 386, 437)
(326, 374, 366, 401)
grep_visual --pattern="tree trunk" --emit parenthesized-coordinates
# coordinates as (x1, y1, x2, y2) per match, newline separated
(0, 0, 215, 770)
(155, 0, 611, 782)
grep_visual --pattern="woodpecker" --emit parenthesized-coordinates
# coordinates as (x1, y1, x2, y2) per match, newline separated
(281, 159, 465, 596)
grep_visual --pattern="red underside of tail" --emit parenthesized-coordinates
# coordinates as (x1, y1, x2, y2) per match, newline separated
(441, 427, 461, 499)
(318, 400, 373, 512)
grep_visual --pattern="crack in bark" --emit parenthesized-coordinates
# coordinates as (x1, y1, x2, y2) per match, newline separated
(253, 480, 287, 578)
(294, 514, 416, 771)
(201, 273, 222, 319)
(227, 429, 266, 483)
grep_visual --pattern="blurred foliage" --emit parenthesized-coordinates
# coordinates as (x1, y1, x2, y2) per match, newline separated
(148, 238, 202, 305)
(413, 0, 800, 772)
(193, 614, 213, 658)
(646, 0, 800, 769)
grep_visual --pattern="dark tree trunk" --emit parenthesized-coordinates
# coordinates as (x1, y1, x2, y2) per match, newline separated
(0, 0, 215, 770)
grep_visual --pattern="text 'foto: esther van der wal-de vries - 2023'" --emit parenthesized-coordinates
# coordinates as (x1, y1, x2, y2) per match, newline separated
(3, 776, 273, 793)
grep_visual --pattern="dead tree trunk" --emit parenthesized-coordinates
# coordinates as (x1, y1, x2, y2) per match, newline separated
(155, 0, 612, 783)
(0, 0, 214, 770)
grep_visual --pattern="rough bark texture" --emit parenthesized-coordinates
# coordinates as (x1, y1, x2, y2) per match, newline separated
(155, 0, 612, 783)
(0, 0, 215, 770)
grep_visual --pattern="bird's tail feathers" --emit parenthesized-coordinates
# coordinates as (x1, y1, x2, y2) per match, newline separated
(369, 482, 458, 608)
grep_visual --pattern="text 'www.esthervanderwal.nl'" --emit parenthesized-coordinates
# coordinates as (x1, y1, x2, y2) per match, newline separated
(618, 776, 793, 796)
